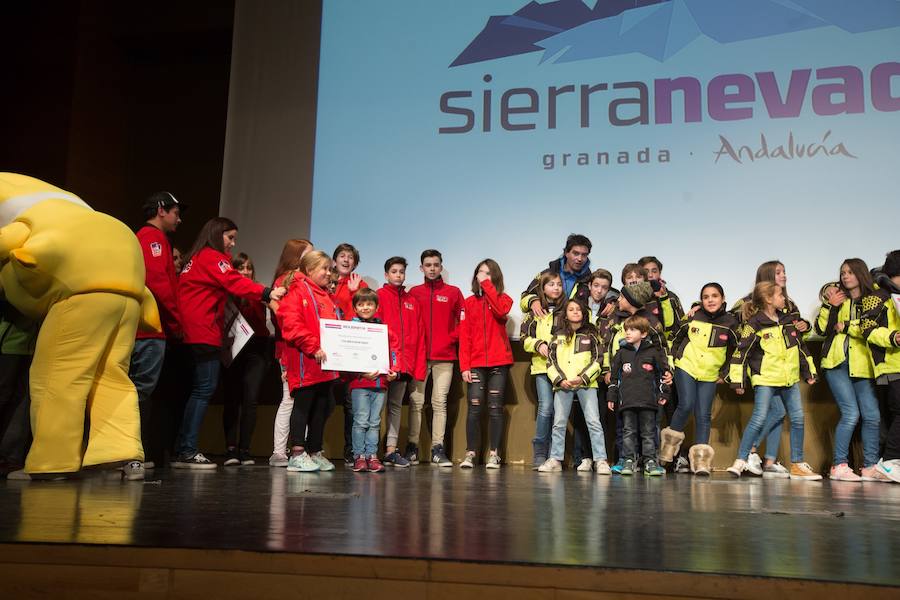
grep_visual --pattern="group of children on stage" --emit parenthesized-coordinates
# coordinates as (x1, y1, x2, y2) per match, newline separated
(133, 201, 900, 484)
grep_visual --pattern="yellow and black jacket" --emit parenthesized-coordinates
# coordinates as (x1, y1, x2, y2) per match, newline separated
(608, 336, 672, 411)
(602, 308, 670, 375)
(860, 276, 900, 378)
(815, 288, 877, 378)
(520, 304, 560, 375)
(653, 289, 686, 341)
(671, 307, 739, 382)
(729, 311, 817, 389)
(547, 323, 602, 389)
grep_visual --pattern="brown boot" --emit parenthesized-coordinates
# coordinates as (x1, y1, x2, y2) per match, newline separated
(659, 427, 685, 464)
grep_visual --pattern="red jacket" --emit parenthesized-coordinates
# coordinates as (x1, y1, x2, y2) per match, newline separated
(271, 271, 291, 362)
(333, 274, 369, 320)
(277, 272, 339, 390)
(459, 279, 514, 371)
(135, 224, 181, 340)
(376, 284, 426, 380)
(344, 317, 399, 391)
(408, 278, 464, 361)
(178, 247, 266, 347)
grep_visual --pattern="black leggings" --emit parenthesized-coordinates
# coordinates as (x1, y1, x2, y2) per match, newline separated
(466, 366, 509, 452)
(223, 338, 269, 450)
(289, 381, 333, 452)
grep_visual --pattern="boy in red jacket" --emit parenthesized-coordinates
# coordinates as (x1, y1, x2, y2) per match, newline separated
(130, 191, 184, 471)
(408, 250, 464, 466)
(376, 257, 426, 467)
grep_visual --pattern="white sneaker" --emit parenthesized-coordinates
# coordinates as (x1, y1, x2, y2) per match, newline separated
(576, 458, 593, 472)
(746, 452, 763, 476)
(486, 453, 501, 469)
(269, 453, 289, 467)
(876, 458, 900, 483)
(310, 452, 335, 472)
(460, 451, 476, 469)
(762, 462, 790, 479)
(674, 456, 690, 474)
(727, 459, 746, 478)
(286, 452, 320, 472)
(538, 458, 562, 472)
(594, 460, 612, 475)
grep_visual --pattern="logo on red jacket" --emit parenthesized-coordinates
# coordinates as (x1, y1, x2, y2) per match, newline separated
(218, 260, 231, 273)
(404, 302, 415, 310)
(642, 363, 654, 371)
(436, 295, 449, 303)
(149, 241, 162, 257)
(460, 310, 465, 320)
(182, 260, 193, 274)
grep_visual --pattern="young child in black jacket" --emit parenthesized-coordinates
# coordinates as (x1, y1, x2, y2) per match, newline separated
(607, 315, 671, 476)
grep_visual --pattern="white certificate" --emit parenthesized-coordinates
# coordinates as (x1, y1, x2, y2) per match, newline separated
(222, 300, 254, 367)
(319, 319, 390, 373)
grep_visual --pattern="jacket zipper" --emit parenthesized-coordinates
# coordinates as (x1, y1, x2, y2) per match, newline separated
(429, 280, 434, 359)
(482, 294, 488, 368)
(398, 290, 405, 371)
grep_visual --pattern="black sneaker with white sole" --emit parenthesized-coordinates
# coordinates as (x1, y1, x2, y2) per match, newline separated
(430, 444, 453, 467)
(172, 452, 218, 470)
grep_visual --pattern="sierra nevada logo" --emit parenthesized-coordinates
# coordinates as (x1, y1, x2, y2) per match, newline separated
(451, 0, 900, 66)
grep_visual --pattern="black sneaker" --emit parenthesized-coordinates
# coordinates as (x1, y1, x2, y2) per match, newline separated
(172, 453, 218, 470)
(223, 448, 240, 466)
(344, 447, 354, 465)
(239, 450, 255, 466)
(404, 443, 420, 465)
(431, 444, 452, 467)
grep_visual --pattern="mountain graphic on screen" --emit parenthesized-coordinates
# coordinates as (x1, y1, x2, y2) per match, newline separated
(450, 0, 900, 66)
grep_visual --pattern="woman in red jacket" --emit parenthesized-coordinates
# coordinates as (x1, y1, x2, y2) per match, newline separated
(276, 250, 340, 473)
(174, 218, 285, 469)
(459, 259, 513, 469)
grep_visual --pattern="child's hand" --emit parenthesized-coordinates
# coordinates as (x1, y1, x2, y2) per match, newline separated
(826, 286, 846, 307)
(566, 378, 582, 388)
(793, 319, 809, 333)
(538, 343, 549, 358)
(604, 372, 611, 385)
(477, 271, 490, 284)
(268, 300, 280, 313)
(658, 397, 667, 405)
(270, 286, 287, 302)
(348, 272, 362, 292)
(894, 332, 900, 346)
(607, 401, 615, 411)
(834, 322, 845, 333)
(687, 305, 700, 318)
(363, 371, 379, 380)
(314, 349, 326, 364)
(735, 388, 745, 395)
(600, 303, 615, 318)
(661, 371, 673, 386)
(386, 370, 398, 382)
(461, 370, 473, 384)
(806, 378, 816, 385)
(716, 377, 725, 384)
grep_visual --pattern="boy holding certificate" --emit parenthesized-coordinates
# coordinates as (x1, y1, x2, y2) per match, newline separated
(346, 289, 397, 472)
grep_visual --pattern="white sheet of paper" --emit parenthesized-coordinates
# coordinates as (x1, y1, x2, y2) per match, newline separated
(222, 300, 254, 367)
(319, 318, 389, 373)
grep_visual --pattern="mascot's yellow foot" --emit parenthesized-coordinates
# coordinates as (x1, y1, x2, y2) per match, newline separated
(7, 469, 69, 481)
(689, 444, 715, 475)
(659, 427, 685, 464)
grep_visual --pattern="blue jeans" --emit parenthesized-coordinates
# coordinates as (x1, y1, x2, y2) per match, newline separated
(129, 338, 166, 457)
(755, 396, 786, 459)
(532, 374, 554, 462)
(549, 388, 607, 462)
(176, 352, 221, 458)
(738, 384, 804, 463)
(671, 368, 717, 444)
(351, 388, 385, 457)
(824, 363, 880, 466)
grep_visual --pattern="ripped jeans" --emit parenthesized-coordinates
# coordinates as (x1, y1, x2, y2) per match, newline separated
(466, 366, 509, 453)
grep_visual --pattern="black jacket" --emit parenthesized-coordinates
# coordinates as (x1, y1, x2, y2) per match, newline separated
(608, 337, 671, 411)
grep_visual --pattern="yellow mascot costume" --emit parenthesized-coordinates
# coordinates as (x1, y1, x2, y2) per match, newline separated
(0, 173, 160, 476)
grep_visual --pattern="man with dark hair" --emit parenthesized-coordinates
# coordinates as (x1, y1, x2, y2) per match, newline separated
(521, 233, 593, 317)
(130, 191, 184, 472)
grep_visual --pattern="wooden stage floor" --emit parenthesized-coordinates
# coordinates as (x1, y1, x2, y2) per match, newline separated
(1, 464, 899, 598)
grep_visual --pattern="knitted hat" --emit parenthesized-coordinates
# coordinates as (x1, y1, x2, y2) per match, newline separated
(621, 280, 655, 309)
(883, 250, 900, 278)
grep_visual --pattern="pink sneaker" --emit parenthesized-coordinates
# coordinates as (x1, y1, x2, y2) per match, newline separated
(861, 465, 891, 482)
(829, 463, 861, 482)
